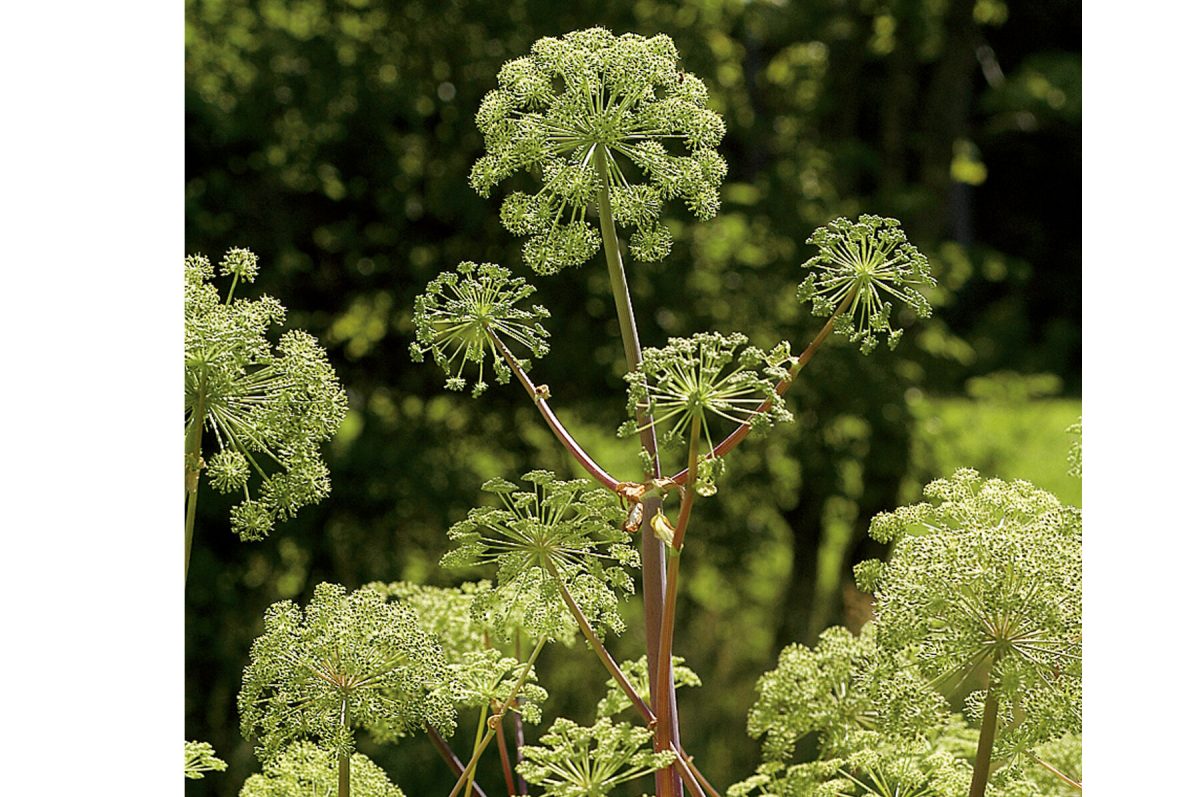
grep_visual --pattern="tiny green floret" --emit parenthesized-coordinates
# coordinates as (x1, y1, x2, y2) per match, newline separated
(516, 717, 677, 797)
(238, 583, 456, 764)
(410, 261, 550, 397)
(471, 27, 727, 274)
(796, 215, 934, 354)
(621, 332, 795, 494)
(184, 740, 228, 780)
(594, 655, 701, 719)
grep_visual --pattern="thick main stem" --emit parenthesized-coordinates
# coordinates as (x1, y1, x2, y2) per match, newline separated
(968, 666, 1002, 797)
(593, 147, 682, 797)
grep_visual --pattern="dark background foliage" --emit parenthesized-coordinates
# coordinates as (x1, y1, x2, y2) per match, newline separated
(185, 0, 1079, 793)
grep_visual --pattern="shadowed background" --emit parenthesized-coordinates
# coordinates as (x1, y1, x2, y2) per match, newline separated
(185, 0, 1080, 793)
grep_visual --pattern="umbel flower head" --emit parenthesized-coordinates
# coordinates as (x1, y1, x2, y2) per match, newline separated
(185, 250, 347, 541)
(409, 261, 550, 397)
(856, 469, 1082, 759)
(620, 332, 796, 494)
(238, 583, 456, 764)
(796, 215, 935, 354)
(447, 648, 549, 723)
(746, 624, 947, 763)
(441, 470, 636, 641)
(239, 741, 405, 797)
(516, 717, 676, 797)
(184, 740, 227, 780)
(471, 27, 727, 274)
(367, 580, 488, 661)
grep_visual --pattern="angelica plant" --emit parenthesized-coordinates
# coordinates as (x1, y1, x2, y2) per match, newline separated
(184, 248, 347, 577)
(217, 24, 949, 797)
(855, 470, 1082, 797)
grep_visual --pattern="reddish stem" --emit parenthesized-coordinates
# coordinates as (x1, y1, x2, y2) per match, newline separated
(487, 330, 621, 492)
(426, 724, 490, 797)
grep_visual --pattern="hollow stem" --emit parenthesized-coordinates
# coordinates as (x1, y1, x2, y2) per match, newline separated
(425, 724, 489, 797)
(593, 145, 681, 797)
(448, 637, 548, 797)
(968, 662, 1003, 797)
(338, 698, 350, 797)
(493, 703, 518, 797)
(487, 329, 620, 491)
(669, 289, 857, 484)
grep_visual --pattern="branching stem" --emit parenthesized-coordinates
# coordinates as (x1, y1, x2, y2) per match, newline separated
(448, 637, 548, 797)
(426, 724, 489, 797)
(487, 329, 621, 491)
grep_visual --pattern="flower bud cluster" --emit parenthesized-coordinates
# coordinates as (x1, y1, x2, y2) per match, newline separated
(470, 27, 727, 273)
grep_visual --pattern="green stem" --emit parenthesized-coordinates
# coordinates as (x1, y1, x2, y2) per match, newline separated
(968, 663, 1002, 797)
(448, 637, 548, 797)
(492, 700, 518, 797)
(465, 703, 488, 795)
(653, 415, 700, 763)
(593, 145, 681, 797)
(184, 371, 207, 582)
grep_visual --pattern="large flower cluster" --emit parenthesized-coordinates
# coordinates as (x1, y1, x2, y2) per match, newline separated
(185, 250, 347, 540)
(857, 469, 1082, 758)
(470, 27, 727, 273)
(238, 583, 456, 763)
(517, 717, 676, 797)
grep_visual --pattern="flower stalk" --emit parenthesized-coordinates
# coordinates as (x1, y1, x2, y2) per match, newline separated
(448, 637, 548, 797)
(593, 144, 682, 797)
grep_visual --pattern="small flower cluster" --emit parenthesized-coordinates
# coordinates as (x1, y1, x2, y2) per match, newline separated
(441, 471, 636, 641)
(470, 27, 727, 273)
(796, 215, 934, 354)
(594, 654, 701, 719)
(409, 261, 550, 397)
(184, 740, 227, 780)
(238, 583, 456, 764)
(185, 250, 347, 540)
(239, 741, 405, 797)
(621, 332, 795, 494)
(517, 717, 676, 797)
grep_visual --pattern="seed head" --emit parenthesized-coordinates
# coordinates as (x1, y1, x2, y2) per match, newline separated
(410, 261, 550, 397)
(796, 215, 934, 354)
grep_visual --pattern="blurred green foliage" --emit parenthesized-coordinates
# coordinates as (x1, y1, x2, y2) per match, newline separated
(185, 1, 1079, 795)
